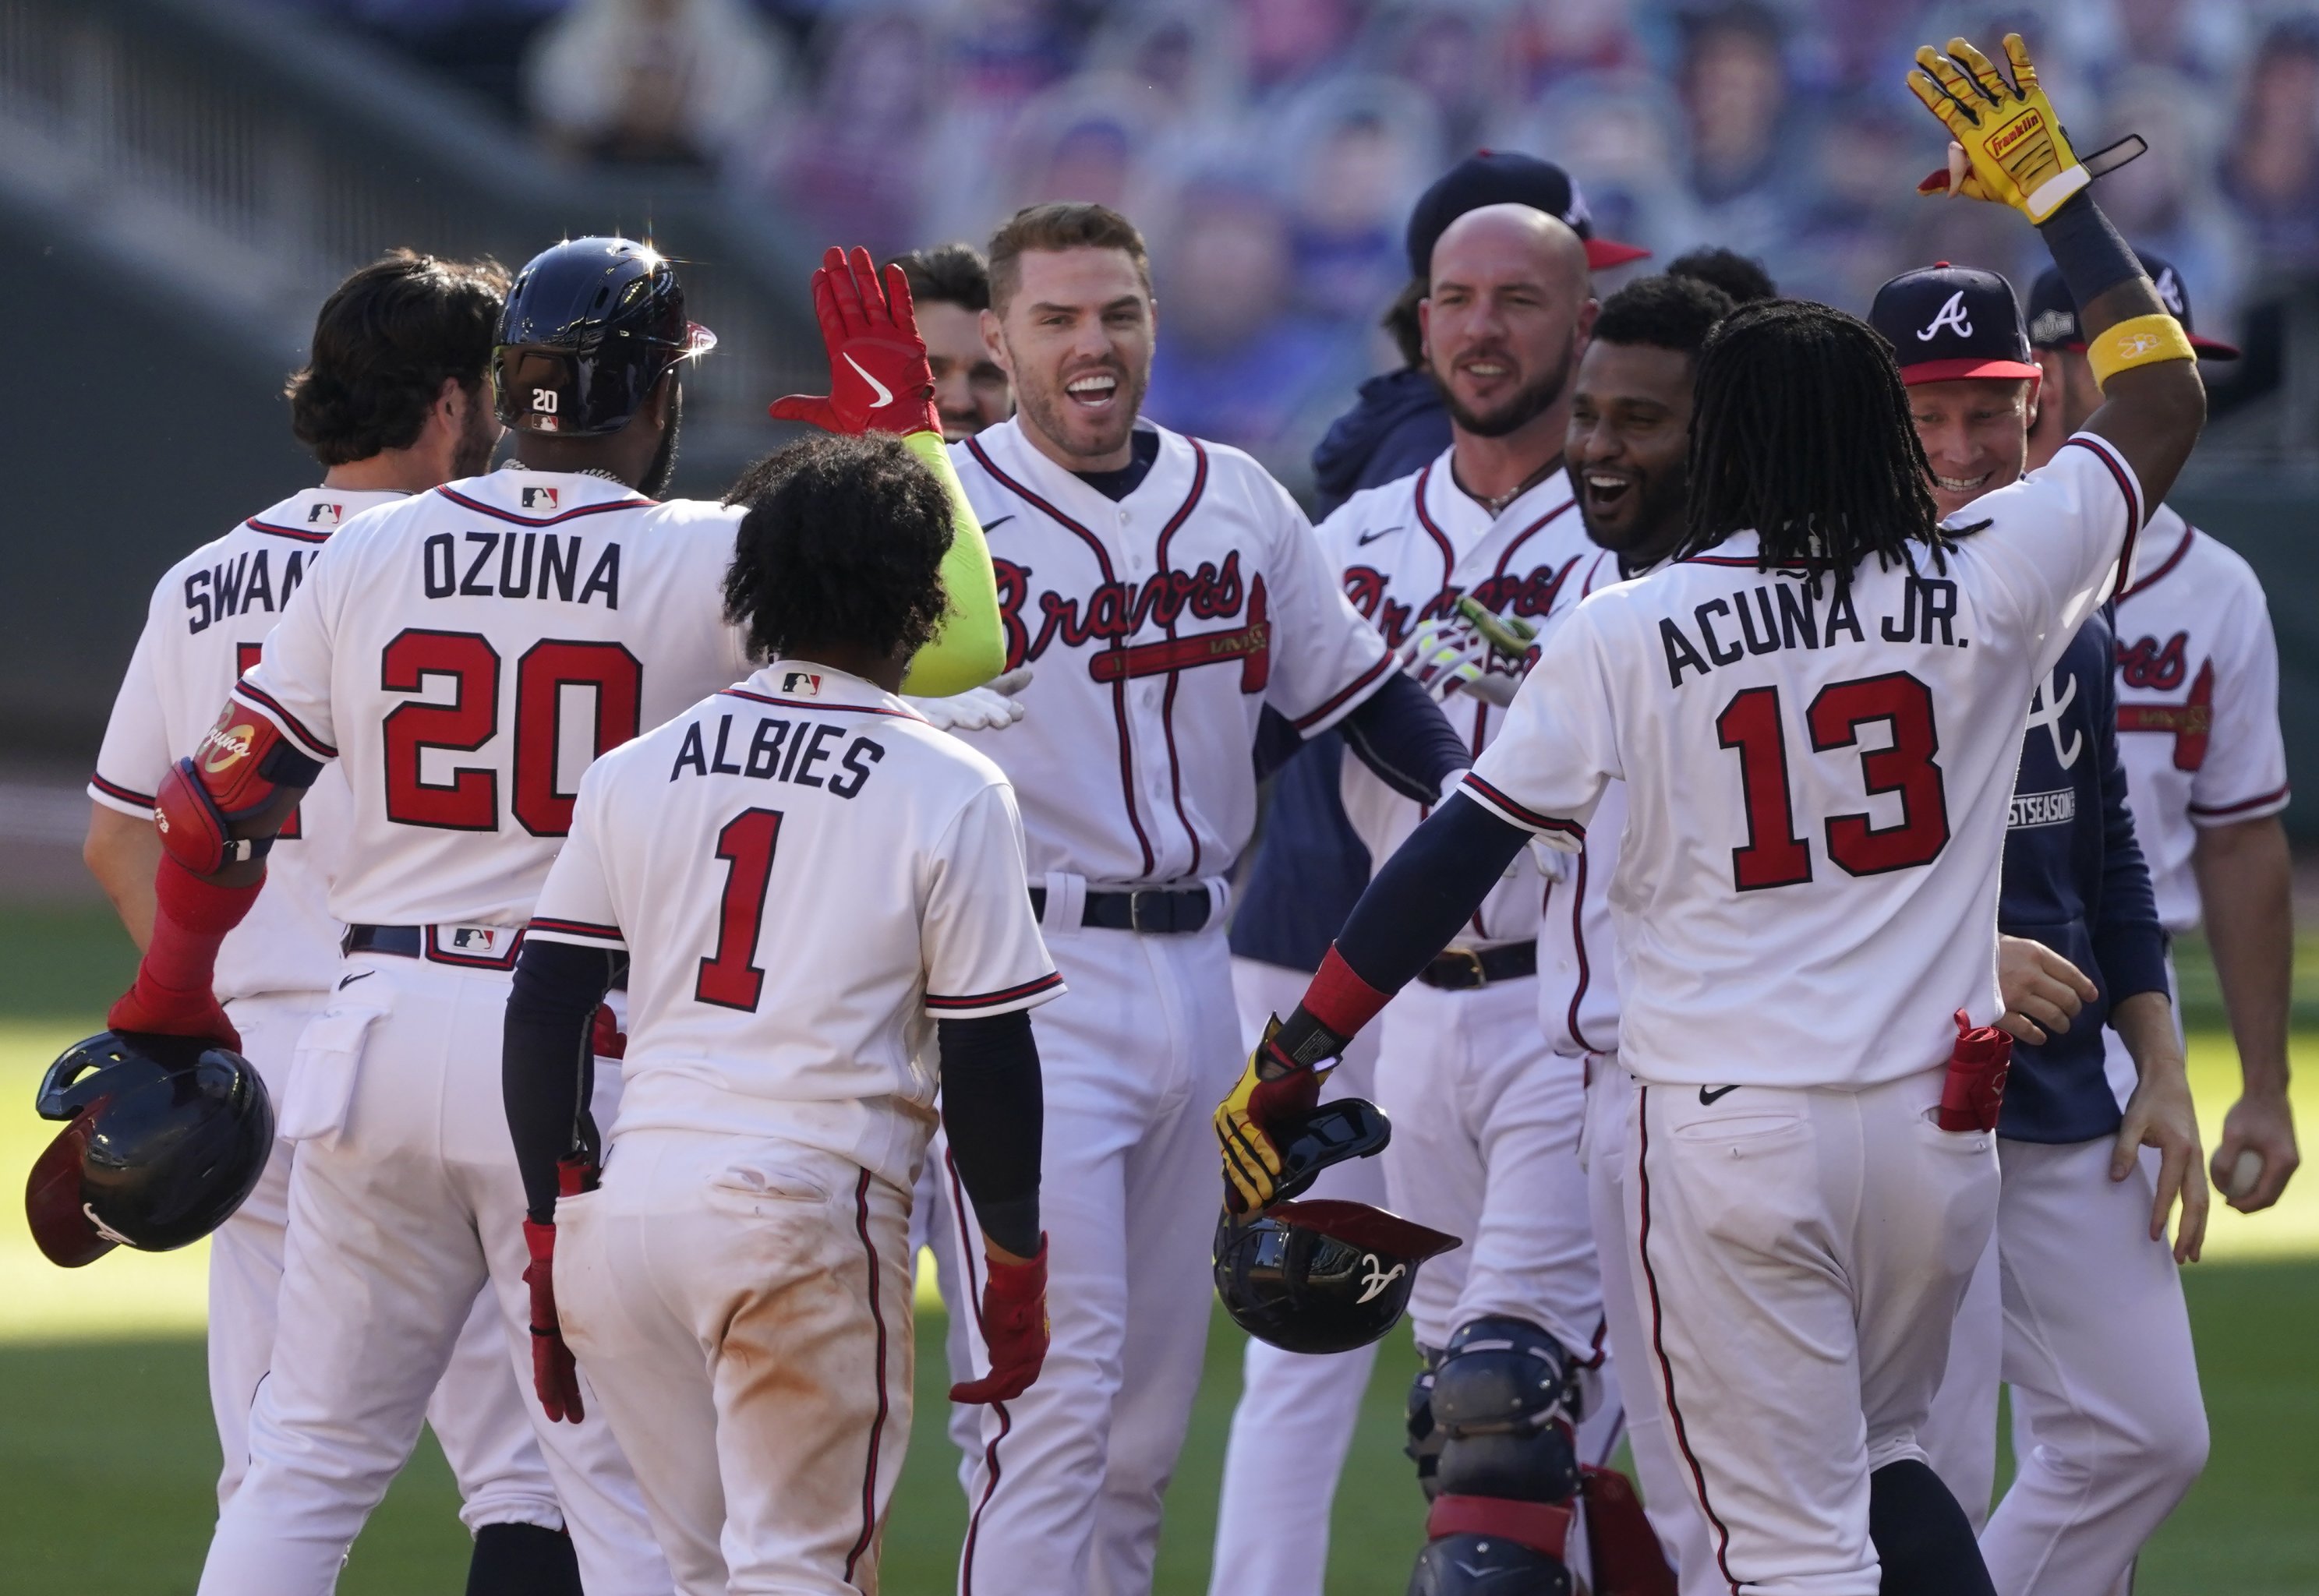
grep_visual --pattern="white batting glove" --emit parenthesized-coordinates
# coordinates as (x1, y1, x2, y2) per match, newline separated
(1401, 616, 1520, 707)
(907, 667, 1031, 732)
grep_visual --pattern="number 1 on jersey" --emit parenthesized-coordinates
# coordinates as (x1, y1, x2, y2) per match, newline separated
(1716, 670, 1950, 891)
(697, 808, 783, 1011)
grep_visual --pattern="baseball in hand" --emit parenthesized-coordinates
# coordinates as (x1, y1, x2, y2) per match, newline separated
(2226, 1148, 2264, 1201)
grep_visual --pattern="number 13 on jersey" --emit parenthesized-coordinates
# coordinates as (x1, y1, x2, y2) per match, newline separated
(1716, 669, 1952, 890)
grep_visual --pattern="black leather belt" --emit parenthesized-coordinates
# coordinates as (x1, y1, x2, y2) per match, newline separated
(342, 923, 627, 987)
(1418, 941, 1538, 990)
(1027, 885, 1211, 934)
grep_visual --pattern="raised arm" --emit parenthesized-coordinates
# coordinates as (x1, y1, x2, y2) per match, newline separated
(769, 245, 1005, 694)
(1907, 34, 2203, 506)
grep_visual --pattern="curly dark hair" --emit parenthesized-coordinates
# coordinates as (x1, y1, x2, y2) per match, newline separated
(722, 434, 956, 664)
(1680, 298, 1950, 586)
(286, 250, 507, 466)
(1593, 274, 1735, 356)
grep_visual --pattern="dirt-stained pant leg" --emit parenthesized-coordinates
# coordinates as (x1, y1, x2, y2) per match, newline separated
(558, 1132, 916, 1596)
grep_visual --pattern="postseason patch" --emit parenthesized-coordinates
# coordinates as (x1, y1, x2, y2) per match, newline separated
(780, 670, 822, 697)
(2007, 787, 2077, 830)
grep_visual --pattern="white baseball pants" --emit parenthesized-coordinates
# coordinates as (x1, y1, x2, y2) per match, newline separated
(1204, 956, 1386, 1596)
(212, 990, 562, 1533)
(1579, 1057, 1721, 1594)
(197, 955, 667, 1596)
(554, 1132, 917, 1596)
(1929, 1134, 2206, 1596)
(1628, 1068, 1999, 1596)
(1373, 975, 1607, 1372)
(944, 918, 1240, 1596)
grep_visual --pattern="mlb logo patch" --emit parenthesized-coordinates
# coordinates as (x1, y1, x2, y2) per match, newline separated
(522, 486, 560, 512)
(306, 502, 342, 528)
(450, 927, 499, 952)
(781, 670, 822, 697)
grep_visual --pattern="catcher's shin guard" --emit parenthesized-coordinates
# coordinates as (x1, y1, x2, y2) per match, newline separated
(1405, 1317, 1582, 1595)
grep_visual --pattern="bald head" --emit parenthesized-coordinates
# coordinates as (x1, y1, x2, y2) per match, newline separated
(1423, 203, 1598, 441)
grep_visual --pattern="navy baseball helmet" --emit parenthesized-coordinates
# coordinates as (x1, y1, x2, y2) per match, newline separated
(1406, 150, 1651, 277)
(493, 237, 716, 437)
(25, 1031, 274, 1268)
(1214, 1097, 1459, 1354)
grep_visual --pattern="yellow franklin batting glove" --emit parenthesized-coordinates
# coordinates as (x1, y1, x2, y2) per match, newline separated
(1214, 1016, 1324, 1214)
(1905, 34, 2089, 224)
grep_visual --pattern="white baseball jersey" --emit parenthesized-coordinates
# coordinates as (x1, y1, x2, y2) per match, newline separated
(1316, 449, 1595, 945)
(2110, 505, 2291, 932)
(526, 664, 1062, 1191)
(1534, 546, 1634, 1058)
(950, 418, 1395, 885)
(1462, 433, 2144, 1089)
(232, 468, 750, 929)
(90, 489, 399, 1002)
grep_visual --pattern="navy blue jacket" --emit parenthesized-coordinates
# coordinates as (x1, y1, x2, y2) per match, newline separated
(1997, 612, 2171, 1143)
(1232, 369, 1448, 971)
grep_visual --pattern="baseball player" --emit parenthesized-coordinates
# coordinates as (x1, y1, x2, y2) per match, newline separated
(500, 428, 1055, 1596)
(894, 242, 1014, 443)
(1218, 35, 2208, 1591)
(1299, 200, 1631, 1594)
(1879, 261, 2210, 1594)
(80, 249, 580, 1591)
(100, 236, 1004, 1596)
(2024, 255, 2299, 1216)
(921, 200, 1469, 1596)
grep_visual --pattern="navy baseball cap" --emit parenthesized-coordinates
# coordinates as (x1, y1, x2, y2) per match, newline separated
(2027, 251, 2240, 360)
(1406, 150, 1652, 278)
(1868, 263, 2042, 386)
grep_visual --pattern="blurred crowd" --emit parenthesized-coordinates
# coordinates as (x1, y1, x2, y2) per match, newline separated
(290, 0, 2319, 473)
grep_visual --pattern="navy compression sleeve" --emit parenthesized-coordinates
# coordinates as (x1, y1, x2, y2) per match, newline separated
(938, 1010, 1044, 1258)
(2088, 661, 2170, 1005)
(1339, 669, 1472, 802)
(503, 939, 619, 1224)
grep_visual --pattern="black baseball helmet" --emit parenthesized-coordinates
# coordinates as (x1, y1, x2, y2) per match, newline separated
(25, 1032, 274, 1268)
(1214, 1097, 1458, 1354)
(493, 237, 716, 437)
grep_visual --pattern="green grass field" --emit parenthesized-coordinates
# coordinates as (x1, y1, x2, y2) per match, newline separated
(4, 904, 2317, 1594)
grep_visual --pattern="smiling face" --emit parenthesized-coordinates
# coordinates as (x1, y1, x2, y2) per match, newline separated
(1907, 376, 2034, 518)
(986, 245, 1154, 471)
(1420, 205, 1595, 440)
(1568, 339, 1697, 564)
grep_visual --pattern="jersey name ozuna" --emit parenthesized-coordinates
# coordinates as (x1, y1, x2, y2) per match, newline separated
(527, 666, 1062, 1189)
(1462, 436, 2144, 1090)
(231, 468, 750, 930)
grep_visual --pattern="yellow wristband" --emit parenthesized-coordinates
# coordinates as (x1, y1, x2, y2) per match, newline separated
(2084, 313, 2194, 391)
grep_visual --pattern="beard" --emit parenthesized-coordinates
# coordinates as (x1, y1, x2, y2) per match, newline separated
(1013, 357, 1146, 463)
(1436, 344, 1575, 440)
(452, 397, 500, 479)
(1581, 461, 1692, 563)
(639, 386, 683, 498)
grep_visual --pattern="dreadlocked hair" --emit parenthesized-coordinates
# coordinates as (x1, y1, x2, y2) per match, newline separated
(1680, 298, 1952, 588)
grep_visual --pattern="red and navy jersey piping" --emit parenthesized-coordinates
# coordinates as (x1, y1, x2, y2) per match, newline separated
(1459, 772, 1585, 839)
(89, 772, 155, 807)
(528, 915, 624, 944)
(230, 682, 338, 759)
(926, 971, 1066, 1012)
(1290, 651, 1395, 733)
(244, 517, 334, 544)
(2116, 521, 2195, 600)
(718, 689, 926, 722)
(434, 485, 655, 527)
(2187, 783, 2291, 820)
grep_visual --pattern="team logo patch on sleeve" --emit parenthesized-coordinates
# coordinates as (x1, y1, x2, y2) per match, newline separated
(780, 670, 822, 697)
(521, 486, 560, 511)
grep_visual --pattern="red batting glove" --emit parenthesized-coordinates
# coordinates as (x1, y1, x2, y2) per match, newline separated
(521, 1218, 585, 1423)
(1938, 1009, 2013, 1133)
(768, 245, 941, 437)
(590, 1003, 625, 1060)
(106, 858, 261, 1050)
(950, 1238, 1049, 1404)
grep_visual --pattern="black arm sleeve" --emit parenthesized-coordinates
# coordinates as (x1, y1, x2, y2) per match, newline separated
(938, 1009, 1044, 1259)
(1338, 669, 1472, 803)
(2088, 658, 2170, 1005)
(1335, 791, 1532, 989)
(503, 939, 619, 1225)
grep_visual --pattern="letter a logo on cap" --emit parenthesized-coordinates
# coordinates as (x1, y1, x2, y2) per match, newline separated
(1918, 291, 1974, 342)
